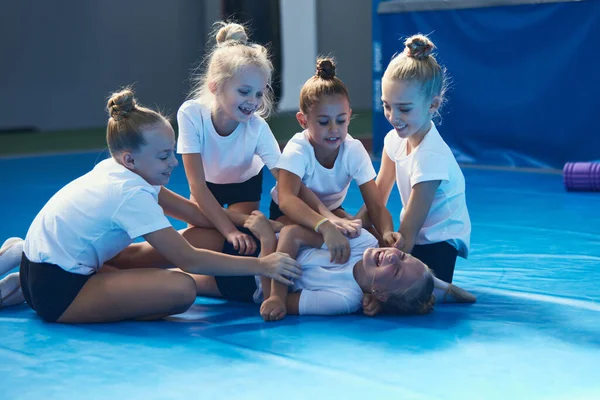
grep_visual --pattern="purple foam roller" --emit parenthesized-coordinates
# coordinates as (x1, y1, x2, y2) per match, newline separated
(563, 162, 600, 192)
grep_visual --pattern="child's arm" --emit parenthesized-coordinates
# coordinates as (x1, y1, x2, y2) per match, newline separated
(278, 170, 351, 264)
(260, 225, 324, 321)
(400, 180, 441, 253)
(158, 187, 213, 228)
(272, 168, 359, 236)
(182, 153, 256, 255)
(358, 180, 401, 247)
(356, 152, 398, 240)
(158, 188, 281, 239)
(225, 208, 284, 234)
(298, 184, 362, 238)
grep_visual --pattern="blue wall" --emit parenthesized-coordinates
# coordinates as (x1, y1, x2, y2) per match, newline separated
(373, 1, 600, 168)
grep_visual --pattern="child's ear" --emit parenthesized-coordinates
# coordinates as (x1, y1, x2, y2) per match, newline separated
(120, 151, 135, 170)
(296, 112, 307, 129)
(429, 96, 442, 116)
(208, 81, 218, 94)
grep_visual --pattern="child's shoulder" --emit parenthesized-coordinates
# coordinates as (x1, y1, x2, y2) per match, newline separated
(419, 124, 452, 155)
(343, 133, 366, 147)
(342, 134, 370, 155)
(178, 99, 207, 116)
(93, 159, 155, 196)
(287, 131, 311, 145)
(383, 128, 403, 146)
(281, 131, 312, 156)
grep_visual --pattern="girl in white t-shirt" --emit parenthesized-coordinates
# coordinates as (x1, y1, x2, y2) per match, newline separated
(368, 34, 471, 284)
(271, 58, 402, 266)
(0, 89, 300, 323)
(177, 22, 281, 256)
(182, 216, 476, 322)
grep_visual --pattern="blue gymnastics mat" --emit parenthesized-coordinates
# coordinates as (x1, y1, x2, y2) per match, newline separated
(1, 151, 599, 400)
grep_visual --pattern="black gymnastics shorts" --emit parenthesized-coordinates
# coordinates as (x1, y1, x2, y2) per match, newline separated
(213, 228, 260, 303)
(411, 241, 458, 283)
(20, 253, 94, 322)
(206, 170, 263, 207)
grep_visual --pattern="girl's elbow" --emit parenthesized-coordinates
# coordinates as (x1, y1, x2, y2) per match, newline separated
(174, 247, 199, 272)
(278, 194, 294, 212)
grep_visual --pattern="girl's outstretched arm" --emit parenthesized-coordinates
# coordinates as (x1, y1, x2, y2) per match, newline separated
(399, 180, 440, 253)
(358, 180, 401, 247)
(356, 151, 397, 228)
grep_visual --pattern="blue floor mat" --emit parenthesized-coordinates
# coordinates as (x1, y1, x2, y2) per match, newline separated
(1, 151, 598, 399)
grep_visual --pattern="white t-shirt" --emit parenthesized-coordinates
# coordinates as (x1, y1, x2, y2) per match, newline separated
(176, 100, 281, 184)
(271, 131, 376, 209)
(24, 158, 172, 275)
(384, 122, 471, 258)
(254, 229, 378, 315)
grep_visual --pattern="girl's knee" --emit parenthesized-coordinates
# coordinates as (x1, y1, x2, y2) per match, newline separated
(167, 272, 197, 310)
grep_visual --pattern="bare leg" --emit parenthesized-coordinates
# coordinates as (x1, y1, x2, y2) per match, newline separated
(228, 201, 260, 215)
(0, 272, 25, 308)
(275, 215, 295, 226)
(0, 238, 24, 276)
(57, 268, 197, 323)
(432, 277, 476, 304)
(168, 227, 229, 297)
(107, 227, 226, 270)
(168, 269, 223, 298)
(262, 225, 324, 321)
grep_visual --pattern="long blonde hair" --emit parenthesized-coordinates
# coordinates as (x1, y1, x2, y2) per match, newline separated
(189, 21, 274, 118)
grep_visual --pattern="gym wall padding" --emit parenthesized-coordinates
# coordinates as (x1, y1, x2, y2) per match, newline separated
(372, 0, 600, 168)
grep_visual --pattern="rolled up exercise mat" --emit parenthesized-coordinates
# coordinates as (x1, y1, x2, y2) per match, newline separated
(563, 162, 600, 192)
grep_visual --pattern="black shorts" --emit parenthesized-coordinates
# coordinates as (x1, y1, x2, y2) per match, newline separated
(19, 253, 94, 322)
(206, 171, 263, 207)
(269, 199, 345, 221)
(213, 228, 259, 303)
(411, 241, 458, 283)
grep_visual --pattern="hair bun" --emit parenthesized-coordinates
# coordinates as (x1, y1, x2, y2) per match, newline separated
(316, 58, 336, 80)
(404, 34, 435, 60)
(107, 89, 136, 121)
(215, 22, 248, 46)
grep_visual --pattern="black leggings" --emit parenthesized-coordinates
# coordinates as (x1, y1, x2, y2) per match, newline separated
(411, 242, 458, 283)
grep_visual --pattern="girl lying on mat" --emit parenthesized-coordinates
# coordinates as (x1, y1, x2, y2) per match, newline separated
(178, 211, 475, 321)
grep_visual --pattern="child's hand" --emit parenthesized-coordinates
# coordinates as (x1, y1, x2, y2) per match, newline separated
(243, 211, 275, 242)
(319, 222, 351, 264)
(362, 293, 383, 317)
(383, 231, 404, 249)
(226, 230, 257, 255)
(330, 217, 362, 239)
(258, 252, 301, 285)
(260, 296, 287, 321)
